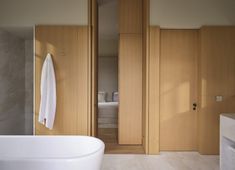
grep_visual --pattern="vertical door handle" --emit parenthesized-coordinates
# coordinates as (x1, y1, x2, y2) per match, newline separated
(193, 103, 197, 110)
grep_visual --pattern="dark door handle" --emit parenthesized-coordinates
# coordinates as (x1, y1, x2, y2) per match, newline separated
(193, 103, 197, 110)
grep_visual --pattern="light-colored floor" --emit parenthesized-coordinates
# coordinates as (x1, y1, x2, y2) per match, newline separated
(102, 152, 219, 170)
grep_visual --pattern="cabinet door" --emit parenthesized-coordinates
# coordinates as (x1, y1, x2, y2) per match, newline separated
(35, 26, 89, 135)
(119, 34, 142, 144)
(119, 0, 142, 34)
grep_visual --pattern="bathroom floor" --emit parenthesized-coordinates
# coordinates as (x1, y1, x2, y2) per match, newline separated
(98, 128, 118, 143)
(102, 152, 219, 170)
(98, 128, 144, 154)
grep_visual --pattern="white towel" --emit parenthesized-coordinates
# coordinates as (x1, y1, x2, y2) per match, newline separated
(38, 53, 56, 130)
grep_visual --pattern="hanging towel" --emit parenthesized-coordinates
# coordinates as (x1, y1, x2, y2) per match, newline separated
(38, 53, 56, 130)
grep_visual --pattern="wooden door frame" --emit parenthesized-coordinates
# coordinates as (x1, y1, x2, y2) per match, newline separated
(143, 0, 150, 154)
(88, 0, 160, 154)
(89, 0, 98, 137)
(143, 0, 160, 154)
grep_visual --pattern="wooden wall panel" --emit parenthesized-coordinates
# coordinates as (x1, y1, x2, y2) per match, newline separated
(160, 30, 199, 151)
(119, 34, 143, 144)
(35, 26, 89, 135)
(119, 0, 142, 34)
(199, 26, 235, 154)
(148, 26, 160, 154)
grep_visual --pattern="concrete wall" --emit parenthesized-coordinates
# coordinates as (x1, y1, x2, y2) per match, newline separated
(0, 29, 26, 135)
(150, 0, 235, 28)
(0, 29, 33, 135)
(24, 40, 33, 135)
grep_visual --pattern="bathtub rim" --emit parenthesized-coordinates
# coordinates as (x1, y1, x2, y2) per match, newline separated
(0, 135, 105, 161)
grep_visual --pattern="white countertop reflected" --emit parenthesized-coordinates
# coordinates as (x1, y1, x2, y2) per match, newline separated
(221, 113, 235, 120)
(98, 102, 119, 107)
(220, 113, 235, 170)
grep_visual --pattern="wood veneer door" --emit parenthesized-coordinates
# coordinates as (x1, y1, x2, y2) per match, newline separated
(160, 30, 199, 151)
(119, 34, 143, 144)
(35, 26, 89, 135)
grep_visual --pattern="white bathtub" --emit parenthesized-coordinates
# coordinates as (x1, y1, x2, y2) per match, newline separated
(0, 136, 105, 170)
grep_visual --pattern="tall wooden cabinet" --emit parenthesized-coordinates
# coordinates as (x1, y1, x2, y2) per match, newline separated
(118, 0, 143, 145)
(119, 34, 143, 144)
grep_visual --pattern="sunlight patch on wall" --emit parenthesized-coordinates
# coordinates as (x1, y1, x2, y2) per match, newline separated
(161, 81, 190, 121)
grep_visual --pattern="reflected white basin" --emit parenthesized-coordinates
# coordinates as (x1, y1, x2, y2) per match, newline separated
(220, 113, 235, 170)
